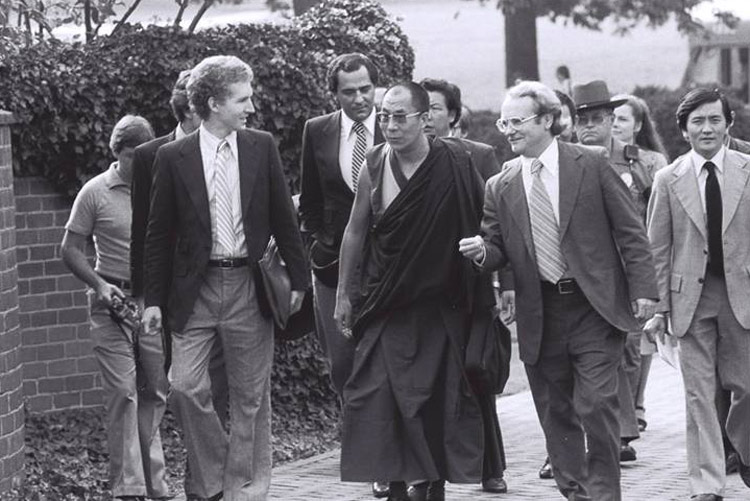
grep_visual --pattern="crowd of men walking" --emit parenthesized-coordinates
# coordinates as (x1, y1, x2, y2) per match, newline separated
(59, 50, 750, 501)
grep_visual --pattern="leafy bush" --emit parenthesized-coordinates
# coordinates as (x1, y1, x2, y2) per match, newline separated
(635, 84, 750, 162)
(0, 0, 414, 195)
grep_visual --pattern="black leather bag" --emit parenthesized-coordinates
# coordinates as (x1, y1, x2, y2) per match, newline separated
(257, 237, 292, 329)
(465, 307, 512, 395)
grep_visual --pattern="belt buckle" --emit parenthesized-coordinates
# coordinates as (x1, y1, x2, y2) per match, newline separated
(219, 258, 233, 268)
(557, 279, 575, 295)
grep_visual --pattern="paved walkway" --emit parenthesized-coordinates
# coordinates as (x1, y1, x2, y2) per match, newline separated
(268, 357, 749, 500)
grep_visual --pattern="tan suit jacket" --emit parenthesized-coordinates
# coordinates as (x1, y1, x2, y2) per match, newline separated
(647, 148, 750, 336)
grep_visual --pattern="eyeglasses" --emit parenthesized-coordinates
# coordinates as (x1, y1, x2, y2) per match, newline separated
(376, 111, 423, 125)
(576, 112, 611, 126)
(496, 113, 540, 133)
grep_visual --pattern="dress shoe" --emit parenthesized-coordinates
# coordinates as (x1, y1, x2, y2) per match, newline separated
(739, 458, 750, 488)
(620, 442, 637, 462)
(690, 494, 723, 500)
(637, 417, 647, 432)
(186, 494, 222, 501)
(482, 476, 508, 493)
(426, 480, 445, 501)
(116, 497, 145, 501)
(388, 481, 410, 501)
(406, 481, 428, 501)
(372, 481, 390, 498)
(726, 451, 740, 475)
(539, 456, 554, 479)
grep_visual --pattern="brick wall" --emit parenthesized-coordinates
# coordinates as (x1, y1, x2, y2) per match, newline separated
(15, 176, 102, 413)
(0, 111, 24, 492)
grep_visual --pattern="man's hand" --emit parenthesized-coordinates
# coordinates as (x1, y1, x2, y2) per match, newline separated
(631, 298, 656, 322)
(334, 294, 353, 339)
(142, 306, 162, 336)
(95, 282, 125, 308)
(643, 314, 667, 344)
(458, 235, 485, 262)
(500, 290, 516, 324)
(290, 290, 304, 315)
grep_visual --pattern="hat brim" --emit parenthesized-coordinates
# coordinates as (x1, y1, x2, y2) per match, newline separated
(576, 98, 629, 112)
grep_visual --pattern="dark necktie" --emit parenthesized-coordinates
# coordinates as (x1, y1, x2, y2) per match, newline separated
(351, 121, 367, 193)
(704, 161, 724, 276)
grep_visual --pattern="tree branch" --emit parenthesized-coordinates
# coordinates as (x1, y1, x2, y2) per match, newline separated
(111, 0, 143, 36)
(174, 0, 188, 28)
(187, 0, 214, 34)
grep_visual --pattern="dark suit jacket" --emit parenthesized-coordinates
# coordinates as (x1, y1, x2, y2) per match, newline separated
(130, 131, 176, 296)
(298, 110, 384, 252)
(144, 128, 309, 332)
(462, 139, 501, 182)
(481, 141, 658, 364)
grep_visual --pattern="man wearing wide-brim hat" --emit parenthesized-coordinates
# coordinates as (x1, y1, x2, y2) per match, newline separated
(573, 79, 659, 468)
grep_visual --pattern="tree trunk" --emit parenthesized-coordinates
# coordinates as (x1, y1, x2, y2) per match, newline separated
(83, 0, 93, 43)
(293, 0, 319, 16)
(504, 4, 538, 88)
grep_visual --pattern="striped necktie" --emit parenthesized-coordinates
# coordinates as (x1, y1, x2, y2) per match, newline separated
(351, 121, 367, 192)
(529, 159, 566, 283)
(214, 140, 235, 256)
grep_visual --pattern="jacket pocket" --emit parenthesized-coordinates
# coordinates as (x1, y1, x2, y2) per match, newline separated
(670, 273, 682, 293)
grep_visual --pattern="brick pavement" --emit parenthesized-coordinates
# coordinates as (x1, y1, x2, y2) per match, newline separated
(266, 357, 749, 501)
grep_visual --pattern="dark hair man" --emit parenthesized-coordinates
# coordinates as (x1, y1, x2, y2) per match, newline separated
(646, 88, 750, 500)
(62, 115, 166, 501)
(335, 82, 489, 501)
(142, 55, 308, 500)
(300, 52, 387, 499)
(460, 80, 658, 501)
(420, 77, 508, 497)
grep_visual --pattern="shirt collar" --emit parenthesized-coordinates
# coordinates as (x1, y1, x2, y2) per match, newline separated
(200, 124, 238, 158)
(175, 122, 190, 140)
(104, 162, 129, 189)
(690, 146, 725, 177)
(341, 107, 376, 137)
(521, 138, 559, 175)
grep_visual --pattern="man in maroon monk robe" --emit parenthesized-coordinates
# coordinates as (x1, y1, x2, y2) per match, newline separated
(334, 82, 491, 501)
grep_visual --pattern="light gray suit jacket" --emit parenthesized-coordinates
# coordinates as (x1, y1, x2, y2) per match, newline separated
(647, 148, 750, 337)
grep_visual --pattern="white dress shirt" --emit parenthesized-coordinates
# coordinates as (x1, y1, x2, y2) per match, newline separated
(521, 139, 561, 224)
(339, 108, 377, 191)
(689, 146, 726, 215)
(198, 124, 247, 259)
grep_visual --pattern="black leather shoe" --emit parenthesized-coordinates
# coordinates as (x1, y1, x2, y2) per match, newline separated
(620, 443, 637, 462)
(388, 481, 410, 501)
(539, 456, 554, 479)
(482, 476, 508, 493)
(406, 481, 428, 501)
(637, 417, 647, 432)
(373, 481, 390, 498)
(690, 494, 723, 501)
(116, 497, 145, 501)
(739, 458, 750, 488)
(426, 480, 445, 501)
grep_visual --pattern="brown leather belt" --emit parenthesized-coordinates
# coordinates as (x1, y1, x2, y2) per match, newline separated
(100, 274, 131, 290)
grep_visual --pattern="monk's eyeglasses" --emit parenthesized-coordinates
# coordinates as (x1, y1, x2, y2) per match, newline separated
(377, 111, 423, 125)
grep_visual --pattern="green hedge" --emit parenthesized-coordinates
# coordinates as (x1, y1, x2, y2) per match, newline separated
(0, 0, 413, 433)
(0, 0, 414, 195)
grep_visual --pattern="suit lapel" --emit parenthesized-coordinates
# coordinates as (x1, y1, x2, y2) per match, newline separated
(238, 130, 259, 218)
(557, 142, 584, 239)
(174, 132, 211, 233)
(501, 160, 535, 258)
(670, 156, 707, 240)
(374, 121, 385, 145)
(722, 150, 750, 233)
